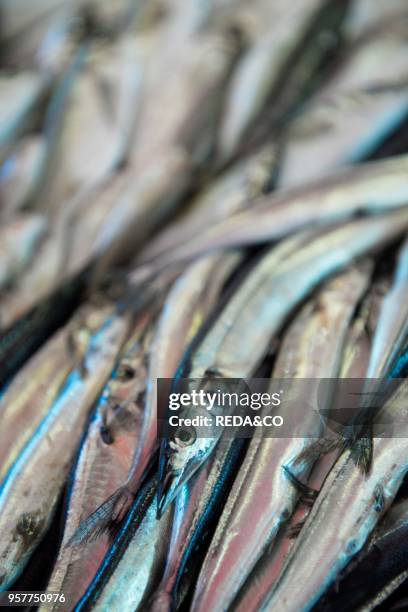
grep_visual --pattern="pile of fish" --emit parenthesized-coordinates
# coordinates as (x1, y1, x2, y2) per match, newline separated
(1, 0, 408, 609)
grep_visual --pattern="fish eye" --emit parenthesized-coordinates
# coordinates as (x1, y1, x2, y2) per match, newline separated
(174, 426, 197, 447)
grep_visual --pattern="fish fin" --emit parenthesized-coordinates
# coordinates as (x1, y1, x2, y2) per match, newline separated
(373, 483, 385, 513)
(288, 519, 306, 539)
(282, 466, 318, 505)
(350, 435, 373, 474)
(66, 485, 134, 547)
(292, 437, 340, 467)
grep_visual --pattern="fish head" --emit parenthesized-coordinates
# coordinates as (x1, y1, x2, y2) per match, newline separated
(157, 417, 215, 518)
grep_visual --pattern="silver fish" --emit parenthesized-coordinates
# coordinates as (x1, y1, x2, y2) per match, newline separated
(0, 70, 46, 164)
(130, 155, 408, 279)
(345, 0, 408, 39)
(148, 436, 245, 611)
(70, 253, 237, 545)
(278, 20, 408, 187)
(0, 308, 97, 483)
(217, 0, 332, 161)
(74, 476, 173, 612)
(138, 144, 276, 265)
(0, 303, 129, 590)
(156, 211, 408, 516)
(42, 313, 151, 610)
(191, 263, 372, 612)
(233, 283, 378, 612)
(259, 380, 408, 611)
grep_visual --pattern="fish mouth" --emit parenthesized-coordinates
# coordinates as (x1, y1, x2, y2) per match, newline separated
(156, 465, 183, 520)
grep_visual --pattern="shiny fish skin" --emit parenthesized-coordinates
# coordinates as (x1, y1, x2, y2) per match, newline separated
(0, 71, 46, 164)
(232, 284, 376, 612)
(315, 495, 408, 611)
(123, 254, 239, 504)
(278, 19, 408, 187)
(156, 212, 408, 515)
(217, 0, 334, 161)
(0, 304, 129, 590)
(191, 264, 371, 612)
(257, 235, 408, 611)
(0, 270, 86, 389)
(72, 253, 237, 544)
(346, 497, 408, 612)
(42, 313, 151, 610)
(33, 39, 142, 214)
(157, 232, 311, 515)
(347, 235, 408, 470)
(131, 155, 408, 276)
(0, 324, 80, 483)
(138, 144, 277, 265)
(366, 235, 408, 379)
(148, 436, 246, 611)
(74, 475, 173, 612)
(345, 0, 408, 39)
(259, 382, 408, 612)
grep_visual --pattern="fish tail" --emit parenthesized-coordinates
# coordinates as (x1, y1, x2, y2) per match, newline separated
(66, 485, 134, 547)
(351, 435, 373, 474)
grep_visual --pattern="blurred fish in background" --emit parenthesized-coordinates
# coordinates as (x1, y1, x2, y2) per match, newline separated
(0, 0, 408, 610)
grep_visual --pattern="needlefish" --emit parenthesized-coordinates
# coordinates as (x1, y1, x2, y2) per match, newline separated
(157, 210, 408, 517)
(0, 303, 99, 482)
(42, 312, 153, 610)
(232, 283, 381, 612)
(73, 474, 174, 612)
(258, 380, 408, 611)
(0, 303, 129, 590)
(147, 435, 246, 611)
(191, 263, 372, 612)
(315, 494, 408, 611)
(131, 154, 408, 281)
(257, 237, 408, 610)
(70, 253, 238, 545)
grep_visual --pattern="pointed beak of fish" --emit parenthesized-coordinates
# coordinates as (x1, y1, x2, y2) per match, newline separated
(156, 464, 183, 519)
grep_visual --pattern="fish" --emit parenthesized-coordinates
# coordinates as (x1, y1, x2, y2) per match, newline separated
(73, 474, 173, 612)
(366, 235, 408, 379)
(0, 269, 87, 389)
(31, 35, 142, 215)
(41, 312, 152, 610)
(147, 436, 246, 611)
(191, 263, 372, 612)
(315, 494, 408, 611)
(137, 144, 277, 265)
(156, 231, 311, 516)
(0, 303, 129, 590)
(0, 308, 95, 483)
(217, 0, 349, 161)
(258, 380, 408, 611)
(232, 283, 378, 612)
(0, 214, 47, 290)
(0, 216, 85, 334)
(156, 211, 408, 516)
(127, 0, 241, 172)
(278, 19, 408, 187)
(70, 253, 238, 544)
(130, 154, 408, 279)
(348, 234, 408, 470)
(0, 0, 71, 43)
